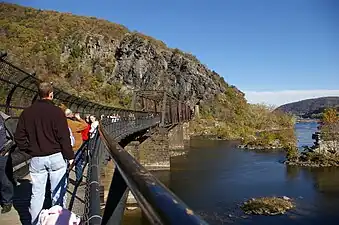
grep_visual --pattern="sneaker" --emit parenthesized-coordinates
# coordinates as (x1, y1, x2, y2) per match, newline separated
(1, 204, 12, 214)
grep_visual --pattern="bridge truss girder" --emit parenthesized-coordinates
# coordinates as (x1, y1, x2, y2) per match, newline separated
(0, 53, 192, 126)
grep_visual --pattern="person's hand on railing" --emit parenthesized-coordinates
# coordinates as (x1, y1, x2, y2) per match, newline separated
(74, 113, 81, 120)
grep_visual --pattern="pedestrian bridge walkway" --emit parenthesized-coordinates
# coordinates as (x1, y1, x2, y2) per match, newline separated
(0, 175, 31, 225)
(0, 52, 208, 225)
(0, 171, 86, 225)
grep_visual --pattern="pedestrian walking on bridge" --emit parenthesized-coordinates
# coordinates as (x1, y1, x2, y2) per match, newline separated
(14, 82, 74, 225)
(0, 111, 13, 214)
(65, 109, 87, 184)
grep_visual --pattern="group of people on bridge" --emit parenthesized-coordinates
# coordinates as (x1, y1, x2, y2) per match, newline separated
(0, 82, 100, 225)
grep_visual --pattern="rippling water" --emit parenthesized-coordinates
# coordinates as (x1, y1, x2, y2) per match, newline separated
(121, 122, 339, 225)
(295, 121, 318, 149)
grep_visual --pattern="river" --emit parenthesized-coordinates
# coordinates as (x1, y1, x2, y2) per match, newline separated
(122, 122, 339, 225)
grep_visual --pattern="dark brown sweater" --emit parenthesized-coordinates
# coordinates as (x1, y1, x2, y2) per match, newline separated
(14, 99, 74, 160)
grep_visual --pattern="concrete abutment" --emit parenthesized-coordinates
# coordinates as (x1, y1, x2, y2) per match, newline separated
(123, 122, 188, 208)
(124, 122, 189, 170)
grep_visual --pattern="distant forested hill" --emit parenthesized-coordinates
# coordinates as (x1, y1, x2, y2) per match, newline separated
(275, 97, 339, 118)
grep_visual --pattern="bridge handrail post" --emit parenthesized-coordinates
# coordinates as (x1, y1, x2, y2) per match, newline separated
(85, 131, 102, 225)
(160, 92, 167, 127)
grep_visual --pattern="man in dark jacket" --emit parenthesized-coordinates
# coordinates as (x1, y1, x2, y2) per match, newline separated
(0, 111, 13, 214)
(15, 82, 74, 225)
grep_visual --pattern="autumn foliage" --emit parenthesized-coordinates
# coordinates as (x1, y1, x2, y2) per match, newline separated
(322, 108, 339, 125)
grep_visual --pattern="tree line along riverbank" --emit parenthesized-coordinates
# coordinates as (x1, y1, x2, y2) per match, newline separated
(189, 98, 295, 151)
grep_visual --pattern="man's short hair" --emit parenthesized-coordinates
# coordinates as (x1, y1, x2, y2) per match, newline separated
(38, 82, 53, 98)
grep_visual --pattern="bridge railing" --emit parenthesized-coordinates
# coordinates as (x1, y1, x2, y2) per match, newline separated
(0, 52, 192, 126)
(100, 112, 161, 141)
(0, 53, 203, 224)
(86, 119, 208, 225)
(0, 53, 102, 117)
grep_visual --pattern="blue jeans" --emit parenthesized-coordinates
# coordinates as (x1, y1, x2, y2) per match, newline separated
(29, 152, 67, 225)
(75, 141, 88, 182)
(0, 155, 13, 206)
(75, 150, 84, 182)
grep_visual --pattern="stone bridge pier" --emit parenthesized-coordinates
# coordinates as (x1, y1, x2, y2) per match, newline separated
(125, 122, 189, 171)
(125, 90, 192, 170)
(124, 123, 188, 207)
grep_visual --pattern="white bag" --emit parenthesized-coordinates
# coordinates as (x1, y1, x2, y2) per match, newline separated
(39, 205, 81, 225)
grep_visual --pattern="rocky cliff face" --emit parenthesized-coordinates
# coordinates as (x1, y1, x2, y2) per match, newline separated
(1, 3, 296, 144)
(0, 3, 239, 108)
(60, 32, 229, 106)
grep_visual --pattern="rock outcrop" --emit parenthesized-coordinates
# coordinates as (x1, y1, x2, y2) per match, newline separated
(0, 3, 233, 108)
(0, 3, 296, 143)
(60, 32, 228, 107)
(285, 131, 339, 167)
(241, 197, 295, 215)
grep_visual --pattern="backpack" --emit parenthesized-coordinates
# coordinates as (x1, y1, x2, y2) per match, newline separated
(69, 127, 75, 147)
(0, 115, 6, 151)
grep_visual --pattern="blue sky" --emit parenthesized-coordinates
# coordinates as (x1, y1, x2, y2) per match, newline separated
(8, 0, 339, 105)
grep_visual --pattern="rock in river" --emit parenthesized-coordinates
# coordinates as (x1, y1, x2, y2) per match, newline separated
(241, 197, 295, 215)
